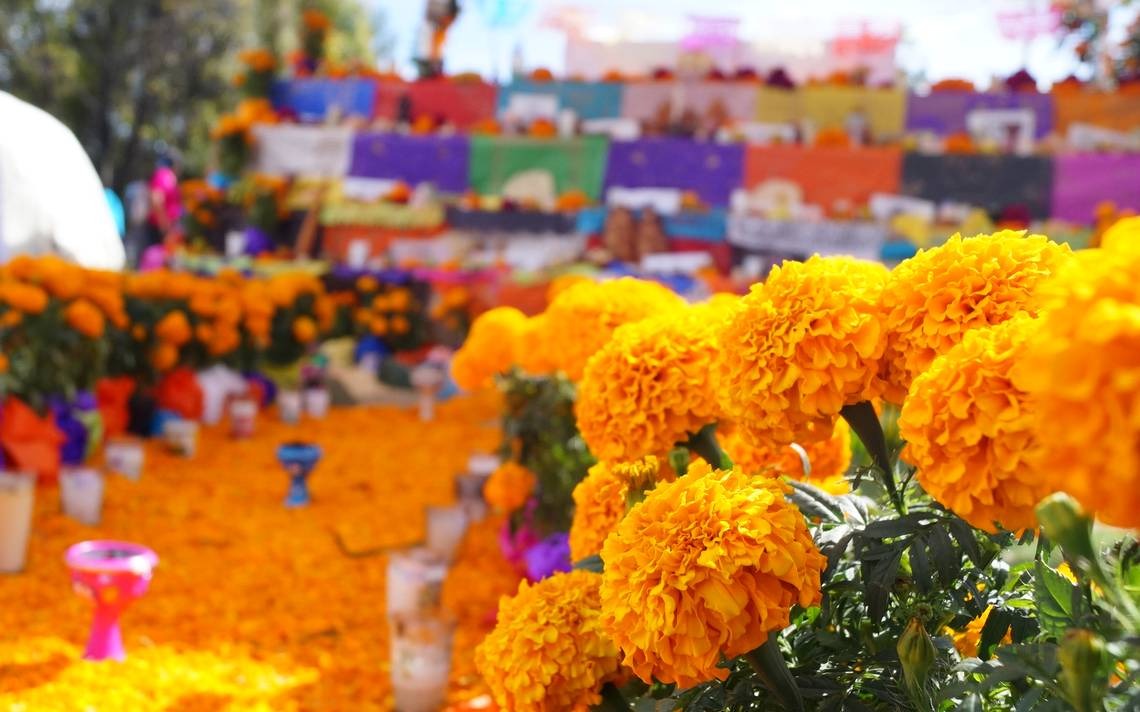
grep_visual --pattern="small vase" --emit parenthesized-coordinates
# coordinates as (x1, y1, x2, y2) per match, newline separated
(60, 467, 104, 526)
(425, 504, 469, 562)
(278, 389, 302, 425)
(303, 387, 330, 419)
(386, 547, 448, 618)
(0, 472, 35, 573)
(410, 366, 444, 423)
(455, 474, 489, 523)
(276, 442, 321, 508)
(229, 397, 258, 439)
(162, 419, 199, 458)
(105, 437, 145, 481)
(389, 613, 455, 712)
(65, 540, 158, 661)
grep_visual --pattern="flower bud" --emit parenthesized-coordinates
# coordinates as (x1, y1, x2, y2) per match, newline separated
(1059, 629, 1109, 712)
(1036, 493, 1096, 563)
(897, 617, 935, 701)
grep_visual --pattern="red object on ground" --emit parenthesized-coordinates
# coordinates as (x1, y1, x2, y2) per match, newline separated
(96, 377, 137, 440)
(155, 368, 204, 421)
(0, 396, 66, 484)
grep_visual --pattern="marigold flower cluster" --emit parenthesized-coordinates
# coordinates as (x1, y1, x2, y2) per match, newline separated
(600, 462, 825, 687)
(720, 419, 852, 494)
(576, 305, 725, 461)
(1011, 247, 1140, 528)
(713, 256, 888, 446)
(475, 570, 621, 712)
(450, 306, 528, 390)
(878, 231, 1071, 403)
(900, 314, 1049, 532)
(483, 461, 537, 513)
(568, 456, 667, 561)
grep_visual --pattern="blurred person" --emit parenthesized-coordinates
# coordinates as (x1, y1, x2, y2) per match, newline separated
(146, 155, 182, 248)
(0, 91, 125, 269)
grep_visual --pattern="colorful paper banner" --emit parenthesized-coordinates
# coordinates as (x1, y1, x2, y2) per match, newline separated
(1051, 153, 1140, 223)
(905, 91, 1054, 138)
(743, 145, 903, 215)
(900, 153, 1054, 219)
(271, 79, 377, 121)
(620, 81, 760, 122)
(726, 216, 889, 260)
(1054, 92, 1140, 134)
(800, 87, 907, 138)
(498, 80, 625, 120)
(348, 134, 470, 193)
(604, 139, 745, 207)
(253, 125, 353, 177)
(467, 136, 610, 199)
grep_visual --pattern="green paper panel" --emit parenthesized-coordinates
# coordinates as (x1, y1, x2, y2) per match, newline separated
(468, 136, 610, 200)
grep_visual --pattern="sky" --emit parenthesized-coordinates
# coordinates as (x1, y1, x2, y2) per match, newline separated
(371, 0, 1137, 86)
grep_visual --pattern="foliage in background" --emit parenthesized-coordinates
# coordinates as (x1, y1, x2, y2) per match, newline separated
(498, 370, 595, 534)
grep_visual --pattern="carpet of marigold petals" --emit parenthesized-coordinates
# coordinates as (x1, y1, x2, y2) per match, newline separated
(0, 391, 517, 711)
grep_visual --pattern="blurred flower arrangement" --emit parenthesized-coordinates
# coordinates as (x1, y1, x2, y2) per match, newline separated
(451, 227, 1140, 711)
(430, 286, 474, 345)
(229, 173, 290, 253)
(180, 179, 226, 242)
(211, 99, 277, 177)
(348, 276, 426, 354)
(297, 8, 331, 76)
(234, 48, 277, 99)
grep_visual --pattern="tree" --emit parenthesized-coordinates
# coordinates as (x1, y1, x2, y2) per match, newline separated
(0, 0, 242, 192)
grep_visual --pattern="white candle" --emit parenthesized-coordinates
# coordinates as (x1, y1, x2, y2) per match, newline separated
(60, 467, 104, 526)
(303, 387, 331, 419)
(229, 398, 258, 439)
(386, 547, 447, 618)
(466, 454, 500, 478)
(278, 390, 302, 424)
(163, 420, 199, 458)
(389, 613, 455, 712)
(0, 472, 34, 572)
(426, 505, 468, 562)
(105, 438, 145, 481)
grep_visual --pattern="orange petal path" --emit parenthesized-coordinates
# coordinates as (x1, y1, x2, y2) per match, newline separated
(0, 392, 517, 711)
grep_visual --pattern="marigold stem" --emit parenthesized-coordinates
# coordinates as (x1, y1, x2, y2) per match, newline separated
(683, 423, 730, 469)
(840, 401, 905, 513)
(744, 632, 805, 712)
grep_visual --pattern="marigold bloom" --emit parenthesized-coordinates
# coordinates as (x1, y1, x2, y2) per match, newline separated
(0, 283, 49, 314)
(568, 457, 666, 561)
(900, 315, 1048, 532)
(292, 316, 318, 344)
(600, 462, 825, 686)
(475, 570, 620, 712)
(152, 343, 180, 371)
(64, 299, 106, 340)
(484, 462, 536, 513)
(516, 315, 555, 376)
(713, 256, 888, 446)
(949, 606, 1011, 658)
(1101, 216, 1140, 253)
(539, 278, 684, 380)
(576, 305, 727, 461)
(720, 419, 852, 494)
(155, 311, 193, 347)
(878, 231, 1071, 403)
(1010, 248, 1140, 528)
(450, 307, 528, 390)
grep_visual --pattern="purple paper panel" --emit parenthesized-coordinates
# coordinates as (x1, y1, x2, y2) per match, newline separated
(905, 91, 1055, 138)
(604, 138, 744, 207)
(1051, 153, 1140, 224)
(348, 133, 470, 193)
(620, 81, 758, 122)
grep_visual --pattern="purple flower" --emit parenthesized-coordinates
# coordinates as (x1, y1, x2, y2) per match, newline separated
(52, 402, 89, 466)
(523, 532, 572, 582)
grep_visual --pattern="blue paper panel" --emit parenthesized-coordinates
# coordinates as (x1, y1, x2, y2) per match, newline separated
(348, 133, 471, 193)
(604, 139, 745, 207)
(905, 91, 1055, 138)
(272, 79, 377, 122)
(497, 80, 624, 120)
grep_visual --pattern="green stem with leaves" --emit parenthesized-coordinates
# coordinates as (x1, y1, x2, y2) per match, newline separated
(743, 632, 805, 712)
(595, 682, 629, 711)
(683, 423, 731, 469)
(840, 401, 905, 514)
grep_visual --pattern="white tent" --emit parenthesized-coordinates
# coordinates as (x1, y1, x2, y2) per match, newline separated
(0, 91, 126, 270)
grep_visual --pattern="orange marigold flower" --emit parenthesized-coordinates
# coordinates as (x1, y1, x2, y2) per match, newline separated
(515, 315, 554, 376)
(388, 288, 412, 312)
(720, 419, 852, 494)
(152, 342, 180, 372)
(713, 255, 888, 446)
(948, 606, 1011, 658)
(131, 324, 147, 341)
(292, 316, 318, 344)
(600, 462, 825, 687)
(0, 283, 49, 314)
(569, 457, 667, 562)
(302, 8, 331, 32)
(1101, 215, 1140, 253)
(1010, 248, 1140, 528)
(900, 315, 1047, 532)
(390, 315, 410, 334)
(539, 278, 684, 381)
(208, 326, 242, 357)
(576, 304, 727, 461)
(368, 315, 388, 336)
(356, 275, 379, 293)
(450, 307, 528, 390)
(484, 462, 536, 513)
(155, 311, 193, 347)
(878, 231, 1071, 403)
(1, 310, 22, 328)
(475, 570, 621, 712)
(64, 299, 106, 339)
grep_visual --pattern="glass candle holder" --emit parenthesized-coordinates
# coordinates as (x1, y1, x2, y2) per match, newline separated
(466, 454, 501, 479)
(60, 467, 105, 527)
(276, 442, 322, 508)
(105, 437, 145, 481)
(278, 389, 302, 425)
(65, 540, 158, 661)
(303, 387, 331, 419)
(229, 397, 258, 439)
(426, 504, 469, 562)
(162, 419, 199, 458)
(410, 366, 444, 423)
(389, 613, 456, 712)
(0, 471, 35, 573)
(455, 474, 489, 523)
(386, 547, 447, 618)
